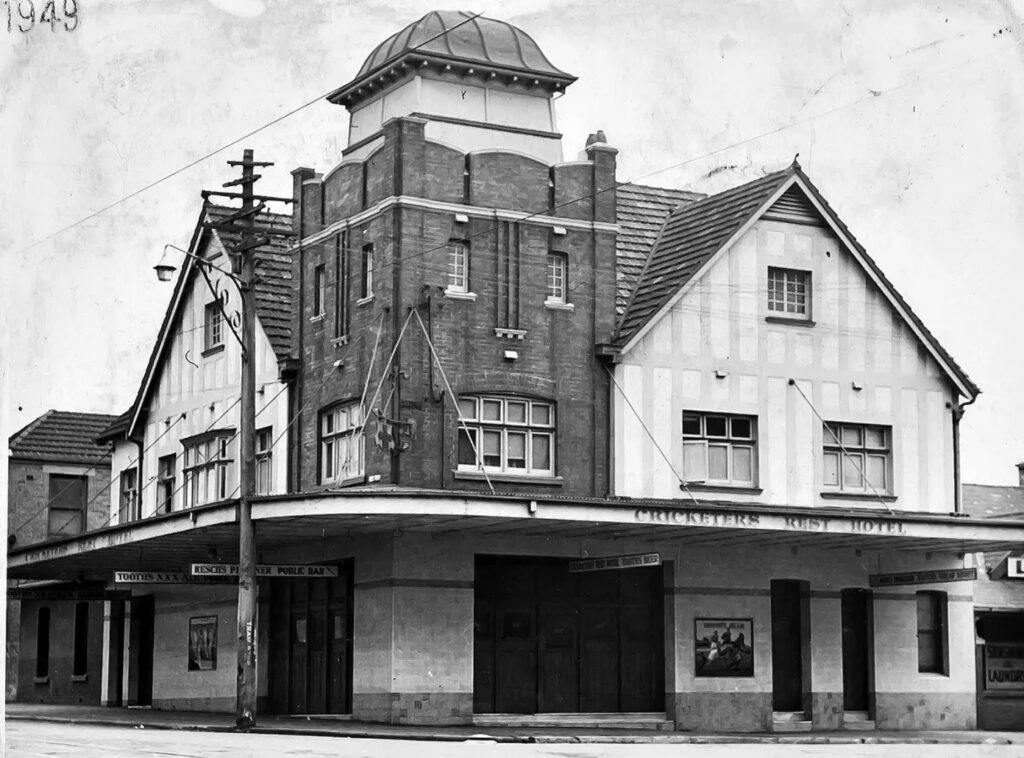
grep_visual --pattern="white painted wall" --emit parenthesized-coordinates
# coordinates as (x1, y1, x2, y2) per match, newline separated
(614, 217, 957, 513)
(108, 233, 289, 524)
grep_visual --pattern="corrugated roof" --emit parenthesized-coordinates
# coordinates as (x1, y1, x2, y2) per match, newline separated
(616, 169, 792, 345)
(963, 484, 1024, 520)
(205, 205, 294, 363)
(9, 410, 118, 465)
(615, 183, 704, 316)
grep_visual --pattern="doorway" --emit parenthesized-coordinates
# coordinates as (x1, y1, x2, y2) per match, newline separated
(841, 588, 872, 712)
(128, 596, 154, 707)
(770, 579, 806, 712)
(268, 569, 352, 715)
(474, 556, 664, 714)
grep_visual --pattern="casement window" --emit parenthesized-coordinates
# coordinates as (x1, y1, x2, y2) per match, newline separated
(456, 395, 555, 476)
(767, 267, 810, 318)
(822, 422, 892, 494)
(204, 302, 224, 351)
(118, 468, 139, 524)
(157, 455, 176, 515)
(320, 403, 364, 484)
(682, 412, 757, 486)
(183, 432, 235, 508)
(35, 607, 50, 679)
(313, 264, 326, 318)
(447, 240, 469, 292)
(47, 473, 87, 536)
(72, 602, 89, 677)
(917, 591, 948, 675)
(256, 427, 273, 495)
(546, 252, 568, 303)
(360, 244, 373, 299)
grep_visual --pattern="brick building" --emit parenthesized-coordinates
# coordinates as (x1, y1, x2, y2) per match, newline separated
(7, 410, 118, 703)
(8, 10, 1024, 732)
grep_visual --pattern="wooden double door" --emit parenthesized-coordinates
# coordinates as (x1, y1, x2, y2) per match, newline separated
(268, 570, 352, 715)
(474, 557, 664, 714)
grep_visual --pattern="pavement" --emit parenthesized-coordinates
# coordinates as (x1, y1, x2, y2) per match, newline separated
(4, 703, 1022, 745)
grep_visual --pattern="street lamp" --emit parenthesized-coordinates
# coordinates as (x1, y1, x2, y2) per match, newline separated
(154, 244, 242, 284)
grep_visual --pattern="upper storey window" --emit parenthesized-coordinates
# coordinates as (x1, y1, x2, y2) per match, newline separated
(204, 302, 224, 352)
(447, 241, 469, 292)
(320, 402, 364, 485)
(184, 432, 235, 508)
(682, 412, 757, 487)
(767, 267, 810, 319)
(823, 422, 892, 495)
(457, 395, 554, 476)
(546, 252, 567, 304)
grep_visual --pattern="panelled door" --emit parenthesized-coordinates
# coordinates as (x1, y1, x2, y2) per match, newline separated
(841, 588, 872, 712)
(475, 556, 664, 714)
(269, 568, 352, 715)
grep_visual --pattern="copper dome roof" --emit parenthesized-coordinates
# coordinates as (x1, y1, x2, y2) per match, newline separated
(329, 11, 576, 105)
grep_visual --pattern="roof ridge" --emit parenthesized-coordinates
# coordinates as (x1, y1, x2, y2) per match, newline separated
(9, 409, 55, 445)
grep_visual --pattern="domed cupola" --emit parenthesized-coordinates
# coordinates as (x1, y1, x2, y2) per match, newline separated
(327, 11, 577, 163)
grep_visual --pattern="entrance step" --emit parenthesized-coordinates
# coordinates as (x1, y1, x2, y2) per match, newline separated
(473, 712, 672, 731)
(771, 711, 812, 732)
(842, 711, 876, 730)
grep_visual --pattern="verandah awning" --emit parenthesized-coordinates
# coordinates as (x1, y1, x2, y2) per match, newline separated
(9, 488, 1024, 580)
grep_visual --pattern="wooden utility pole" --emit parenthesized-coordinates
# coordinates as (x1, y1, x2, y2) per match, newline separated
(202, 149, 294, 730)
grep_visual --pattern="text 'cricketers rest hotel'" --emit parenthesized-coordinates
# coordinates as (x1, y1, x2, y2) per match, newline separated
(10, 11, 1024, 733)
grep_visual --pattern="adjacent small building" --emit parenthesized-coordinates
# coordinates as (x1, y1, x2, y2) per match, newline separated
(7, 410, 118, 703)
(8, 9, 1024, 733)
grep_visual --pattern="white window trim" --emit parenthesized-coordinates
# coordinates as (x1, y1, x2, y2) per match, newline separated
(456, 395, 556, 477)
(183, 432, 235, 509)
(767, 266, 811, 319)
(682, 412, 758, 488)
(822, 422, 893, 495)
(320, 403, 365, 485)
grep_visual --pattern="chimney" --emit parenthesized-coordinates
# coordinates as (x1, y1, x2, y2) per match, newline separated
(1017, 462, 1024, 487)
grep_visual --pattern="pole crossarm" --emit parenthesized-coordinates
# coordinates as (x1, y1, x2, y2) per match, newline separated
(201, 189, 295, 203)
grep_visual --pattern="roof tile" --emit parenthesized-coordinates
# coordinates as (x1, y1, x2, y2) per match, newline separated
(9, 410, 119, 465)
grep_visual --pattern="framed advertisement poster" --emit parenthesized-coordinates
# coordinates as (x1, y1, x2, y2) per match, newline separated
(188, 615, 218, 671)
(695, 618, 753, 677)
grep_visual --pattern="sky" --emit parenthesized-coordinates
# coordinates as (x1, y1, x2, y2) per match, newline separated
(2, 0, 1024, 486)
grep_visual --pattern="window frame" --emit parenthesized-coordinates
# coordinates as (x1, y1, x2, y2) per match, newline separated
(916, 590, 949, 675)
(767, 266, 811, 319)
(313, 263, 326, 319)
(119, 467, 140, 524)
(319, 402, 365, 485)
(182, 431, 236, 509)
(447, 240, 469, 293)
(204, 301, 224, 352)
(360, 243, 373, 300)
(822, 422, 893, 495)
(157, 454, 176, 515)
(47, 473, 88, 537)
(255, 426, 273, 495)
(681, 411, 758, 488)
(455, 395, 556, 477)
(334, 232, 350, 339)
(546, 252, 568, 304)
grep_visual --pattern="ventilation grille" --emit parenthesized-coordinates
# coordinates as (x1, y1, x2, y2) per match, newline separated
(763, 186, 824, 226)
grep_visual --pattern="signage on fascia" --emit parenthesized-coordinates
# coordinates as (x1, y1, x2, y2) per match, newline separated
(569, 553, 661, 573)
(868, 568, 977, 587)
(190, 563, 339, 578)
(114, 571, 235, 584)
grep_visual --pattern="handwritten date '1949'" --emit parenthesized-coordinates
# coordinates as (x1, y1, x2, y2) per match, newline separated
(6, 0, 79, 33)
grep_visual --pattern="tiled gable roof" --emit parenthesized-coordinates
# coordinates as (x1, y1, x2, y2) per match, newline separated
(963, 484, 1024, 520)
(9, 410, 118, 465)
(613, 163, 979, 398)
(616, 169, 792, 345)
(615, 183, 704, 316)
(205, 205, 294, 362)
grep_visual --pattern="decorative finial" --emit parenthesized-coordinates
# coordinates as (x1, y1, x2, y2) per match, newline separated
(791, 153, 801, 170)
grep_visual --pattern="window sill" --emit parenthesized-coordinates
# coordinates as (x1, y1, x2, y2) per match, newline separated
(33, 676, 49, 685)
(71, 674, 89, 683)
(309, 314, 325, 324)
(331, 335, 349, 348)
(820, 491, 897, 502)
(444, 288, 477, 302)
(201, 344, 225, 358)
(453, 470, 563, 486)
(765, 315, 815, 328)
(356, 295, 374, 307)
(323, 474, 367, 489)
(544, 300, 574, 312)
(681, 484, 763, 495)
(494, 327, 527, 340)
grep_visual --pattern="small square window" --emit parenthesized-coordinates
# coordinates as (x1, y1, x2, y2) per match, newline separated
(767, 267, 811, 318)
